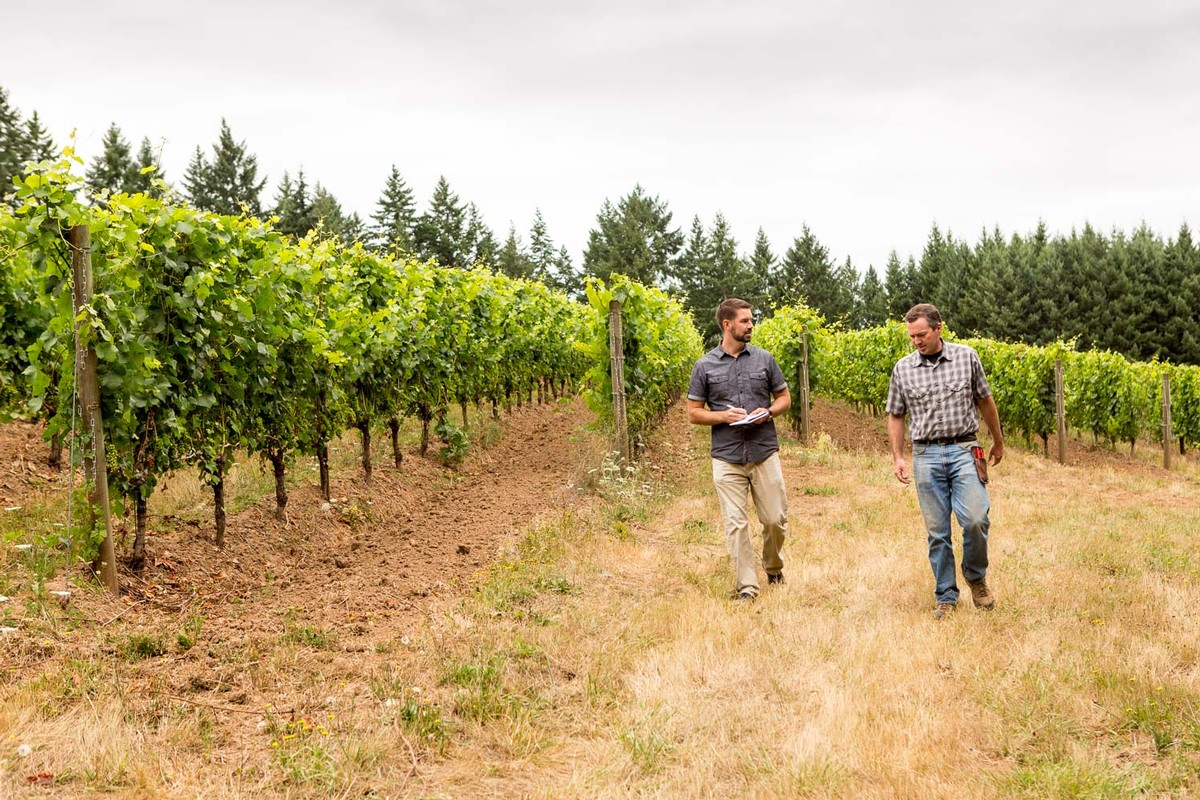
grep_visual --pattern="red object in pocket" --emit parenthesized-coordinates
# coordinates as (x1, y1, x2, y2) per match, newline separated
(971, 445, 989, 484)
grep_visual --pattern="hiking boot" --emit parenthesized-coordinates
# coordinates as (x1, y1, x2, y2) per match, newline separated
(932, 602, 956, 620)
(734, 589, 757, 603)
(968, 579, 995, 611)
(767, 572, 785, 586)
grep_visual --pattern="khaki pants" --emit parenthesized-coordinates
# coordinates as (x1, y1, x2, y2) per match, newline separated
(713, 453, 788, 595)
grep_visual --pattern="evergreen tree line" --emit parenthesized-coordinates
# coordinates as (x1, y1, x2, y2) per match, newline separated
(4, 84, 1198, 364)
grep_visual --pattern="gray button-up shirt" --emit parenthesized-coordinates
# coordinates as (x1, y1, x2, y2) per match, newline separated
(886, 342, 992, 442)
(688, 344, 788, 464)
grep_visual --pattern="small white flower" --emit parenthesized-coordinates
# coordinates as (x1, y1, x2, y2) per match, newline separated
(324, 696, 336, 706)
(256, 720, 268, 731)
(17, 744, 32, 758)
(400, 636, 411, 646)
(384, 698, 398, 708)
(411, 686, 422, 695)
(320, 502, 332, 512)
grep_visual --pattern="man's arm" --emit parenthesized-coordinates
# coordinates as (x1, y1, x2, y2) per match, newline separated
(976, 395, 1005, 465)
(888, 413, 910, 484)
(687, 398, 748, 426)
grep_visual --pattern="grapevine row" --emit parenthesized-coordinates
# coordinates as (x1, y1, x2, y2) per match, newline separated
(1, 152, 596, 564)
(756, 306, 1200, 453)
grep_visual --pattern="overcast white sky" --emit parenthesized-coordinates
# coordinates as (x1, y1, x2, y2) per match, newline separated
(3, 0, 1198, 272)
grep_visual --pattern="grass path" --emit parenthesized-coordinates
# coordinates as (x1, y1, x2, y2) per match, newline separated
(412, 410, 1200, 798)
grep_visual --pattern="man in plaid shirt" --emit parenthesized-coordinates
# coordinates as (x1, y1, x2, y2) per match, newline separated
(886, 304, 1005, 619)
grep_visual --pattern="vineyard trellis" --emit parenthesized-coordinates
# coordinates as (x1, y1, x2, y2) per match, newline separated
(756, 305, 1200, 462)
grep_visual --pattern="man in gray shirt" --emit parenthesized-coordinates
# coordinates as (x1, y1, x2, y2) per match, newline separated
(887, 303, 1004, 619)
(687, 298, 791, 601)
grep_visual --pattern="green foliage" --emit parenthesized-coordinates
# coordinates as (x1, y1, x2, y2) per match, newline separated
(580, 275, 702, 449)
(1, 152, 597, 548)
(583, 185, 683, 287)
(759, 307, 1200, 452)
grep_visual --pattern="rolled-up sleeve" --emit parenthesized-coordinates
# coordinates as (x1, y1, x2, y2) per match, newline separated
(885, 366, 907, 416)
(687, 361, 707, 403)
(971, 352, 992, 399)
(768, 357, 788, 394)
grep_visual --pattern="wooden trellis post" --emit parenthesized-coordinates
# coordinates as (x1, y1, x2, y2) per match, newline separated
(70, 225, 118, 593)
(1055, 359, 1066, 465)
(1163, 373, 1172, 470)
(608, 299, 630, 461)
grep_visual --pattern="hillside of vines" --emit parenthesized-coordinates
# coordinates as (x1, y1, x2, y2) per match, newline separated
(0, 151, 699, 577)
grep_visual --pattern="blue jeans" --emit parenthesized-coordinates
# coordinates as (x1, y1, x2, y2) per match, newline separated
(912, 441, 990, 604)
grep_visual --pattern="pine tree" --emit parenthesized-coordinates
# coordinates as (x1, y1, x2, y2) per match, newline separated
(749, 228, 776, 311)
(497, 224, 533, 279)
(675, 214, 757, 343)
(183, 146, 212, 210)
(24, 111, 55, 162)
(883, 250, 913, 320)
(529, 208, 557, 283)
(413, 176, 468, 267)
(1161, 224, 1200, 365)
(464, 203, 497, 268)
(550, 245, 579, 297)
(859, 265, 887, 327)
(311, 184, 348, 239)
(779, 226, 841, 320)
(582, 185, 682, 286)
(128, 137, 166, 197)
(201, 119, 266, 216)
(370, 165, 416, 254)
(831, 257, 860, 324)
(0, 86, 26, 196)
(86, 123, 139, 196)
(272, 169, 316, 238)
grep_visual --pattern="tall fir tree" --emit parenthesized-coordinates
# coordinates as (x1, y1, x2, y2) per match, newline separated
(272, 169, 316, 238)
(497, 224, 534, 279)
(0, 85, 26, 195)
(24, 111, 55, 162)
(186, 119, 266, 216)
(858, 265, 888, 327)
(749, 228, 776, 311)
(1162, 224, 1200, 365)
(413, 176, 468, 267)
(86, 123, 139, 196)
(370, 165, 416, 254)
(528, 208, 557, 283)
(676, 214, 757, 343)
(551, 244, 580, 297)
(128, 137, 166, 197)
(464, 202, 497, 268)
(582, 185, 682, 286)
(778, 225, 842, 320)
(831, 257, 860, 323)
(883, 250, 914, 320)
(182, 146, 212, 210)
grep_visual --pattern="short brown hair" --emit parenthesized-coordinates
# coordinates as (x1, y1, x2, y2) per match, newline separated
(716, 297, 752, 328)
(905, 303, 942, 327)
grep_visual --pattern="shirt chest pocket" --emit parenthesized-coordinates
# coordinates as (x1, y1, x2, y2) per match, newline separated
(745, 370, 769, 386)
(908, 385, 934, 410)
(708, 373, 732, 403)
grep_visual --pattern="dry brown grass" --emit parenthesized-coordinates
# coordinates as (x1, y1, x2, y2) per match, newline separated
(4, 409, 1200, 797)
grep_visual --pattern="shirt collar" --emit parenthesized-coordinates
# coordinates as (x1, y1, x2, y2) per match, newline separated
(915, 344, 953, 367)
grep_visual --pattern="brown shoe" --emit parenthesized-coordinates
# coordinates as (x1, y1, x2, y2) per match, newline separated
(968, 579, 995, 610)
(932, 602, 956, 620)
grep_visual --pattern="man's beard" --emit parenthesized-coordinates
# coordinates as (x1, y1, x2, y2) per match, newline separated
(734, 329, 752, 343)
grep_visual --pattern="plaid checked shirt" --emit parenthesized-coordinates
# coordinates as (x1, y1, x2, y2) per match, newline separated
(885, 342, 992, 442)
